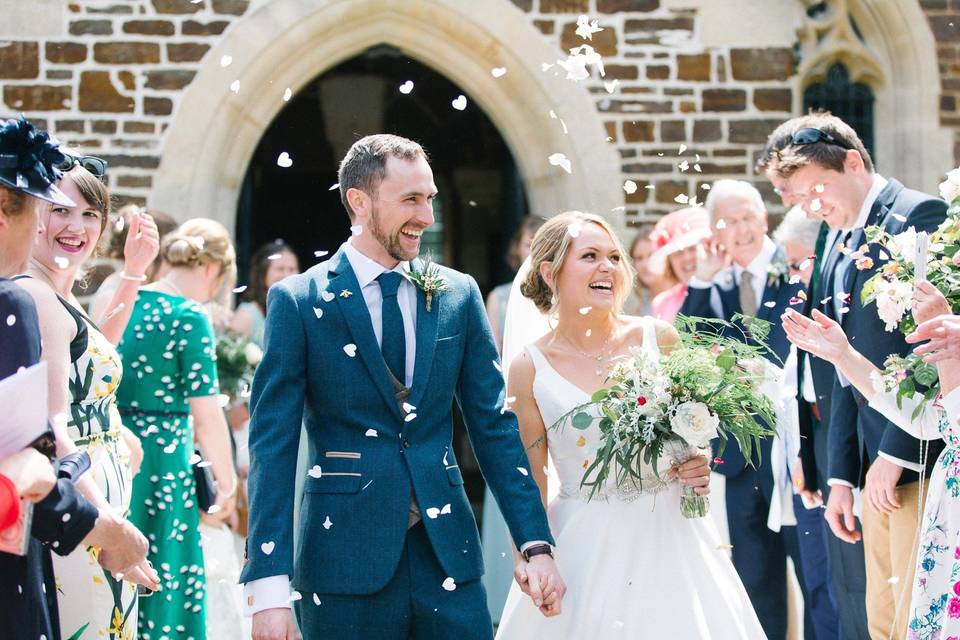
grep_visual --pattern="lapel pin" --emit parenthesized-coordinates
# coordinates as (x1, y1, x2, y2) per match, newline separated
(340, 289, 353, 298)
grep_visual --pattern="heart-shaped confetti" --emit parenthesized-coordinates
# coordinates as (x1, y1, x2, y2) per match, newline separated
(321, 291, 335, 303)
(343, 344, 357, 357)
(451, 95, 467, 111)
(313, 307, 323, 319)
(426, 507, 440, 519)
(277, 152, 293, 168)
(763, 301, 777, 308)
(399, 80, 414, 94)
(440, 503, 451, 515)
(365, 429, 378, 437)
(313, 593, 321, 605)
(322, 516, 333, 530)
(442, 577, 457, 591)
(261, 541, 275, 555)
(604, 79, 619, 93)
(491, 67, 507, 78)
(308, 465, 322, 479)
(567, 221, 583, 237)
(189, 453, 202, 465)
(220, 55, 232, 67)
(623, 180, 638, 195)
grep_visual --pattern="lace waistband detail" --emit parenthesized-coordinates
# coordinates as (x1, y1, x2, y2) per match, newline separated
(558, 474, 673, 502)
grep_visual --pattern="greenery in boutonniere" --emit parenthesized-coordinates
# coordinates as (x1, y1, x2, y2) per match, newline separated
(766, 249, 790, 289)
(406, 254, 448, 312)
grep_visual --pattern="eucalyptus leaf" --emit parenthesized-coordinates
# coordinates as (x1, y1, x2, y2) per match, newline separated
(571, 412, 593, 430)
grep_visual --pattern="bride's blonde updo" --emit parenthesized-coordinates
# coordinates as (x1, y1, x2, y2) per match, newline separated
(520, 211, 634, 315)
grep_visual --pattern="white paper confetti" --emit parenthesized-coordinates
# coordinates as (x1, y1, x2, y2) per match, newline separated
(715, 219, 727, 230)
(189, 453, 202, 465)
(541, 62, 554, 72)
(678, 144, 688, 155)
(679, 160, 690, 172)
(365, 429, 378, 437)
(276, 152, 293, 168)
(62, 513, 70, 523)
(54, 257, 69, 269)
(820, 296, 832, 305)
(426, 507, 441, 519)
(321, 291, 335, 302)
(405, 413, 417, 422)
(548, 153, 572, 174)
(313, 307, 323, 319)
(798, 259, 811, 271)
(5, 314, 15, 326)
(308, 465, 322, 479)
(230, 79, 240, 94)
(579, 307, 592, 315)
(567, 221, 583, 237)
(343, 344, 357, 357)
(442, 577, 457, 591)
(556, 44, 605, 81)
(517, 467, 529, 476)
(451, 95, 467, 111)
(322, 516, 333, 530)
(315, 250, 329, 258)
(232, 285, 247, 294)
(441, 503, 451, 515)
(814, 184, 825, 193)
(892, 213, 908, 223)
(763, 301, 777, 308)
(283, 87, 292, 102)
(351, 224, 363, 236)
(313, 593, 321, 605)
(809, 198, 822, 212)
(493, 359, 502, 373)
(403, 402, 416, 413)
(219, 55, 232, 67)
(789, 275, 802, 285)
(604, 79, 619, 94)
(674, 194, 690, 205)
(491, 67, 507, 78)
(575, 15, 603, 40)
(207, 504, 221, 515)
(289, 591, 302, 602)
(623, 180, 638, 195)
(585, 329, 592, 337)
(260, 541, 275, 555)
(399, 80, 414, 95)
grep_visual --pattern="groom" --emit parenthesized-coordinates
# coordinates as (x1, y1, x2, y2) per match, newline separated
(241, 134, 562, 639)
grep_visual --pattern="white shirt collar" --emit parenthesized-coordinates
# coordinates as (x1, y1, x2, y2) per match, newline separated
(342, 240, 410, 288)
(733, 236, 777, 281)
(847, 173, 888, 231)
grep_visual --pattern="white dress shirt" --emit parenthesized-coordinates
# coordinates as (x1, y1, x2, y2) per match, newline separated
(243, 240, 418, 616)
(733, 236, 778, 311)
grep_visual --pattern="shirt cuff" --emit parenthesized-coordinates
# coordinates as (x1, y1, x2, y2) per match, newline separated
(519, 540, 550, 553)
(827, 478, 855, 489)
(242, 575, 292, 617)
(876, 452, 923, 473)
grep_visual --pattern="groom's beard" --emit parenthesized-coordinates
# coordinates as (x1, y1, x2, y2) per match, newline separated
(370, 204, 419, 262)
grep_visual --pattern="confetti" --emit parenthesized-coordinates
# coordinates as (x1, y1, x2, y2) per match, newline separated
(798, 259, 811, 270)
(468, 200, 477, 207)
(189, 453, 202, 465)
(579, 306, 592, 315)
(575, 15, 603, 40)
(313, 307, 323, 319)
(493, 359, 502, 373)
(674, 194, 690, 205)
(567, 221, 583, 237)
(283, 87, 292, 102)
(541, 63, 554, 72)
(313, 593, 321, 605)
(351, 224, 363, 236)
(678, 144, 688, 155)
(219, 55, 232, 67)
(62, 513, 71, 523)
(328, 183, 339, 191)
(679, 160, 690, 172)
(289, 591, 302, 602)
(365, 429, 378, 437)
(839, 306, 850, 314)
(556, 44, 605, 81)
(548, 153, 572, 174)
(694, 164, 702, 173)
(276, 152, 293, 168)
(441, 503, 451, 515)
(114, 215, 125, 232)
(163, 443, 177, 454)
(5, 314, 14, 326)
(322, 516, 333, 530)
(820, 296, 833, 305)
(604, 79, 619, 94)
(399, 80, 414, 95)
(54, 257, 69, 269)
(715, 219, 726, 229)
(315, 250, 329, 258)
(892, 213, 908, 223)
(491, 67, 507, 78)
(426, 507, 441, 519)
(230, 79, 240, 94)
(308, 465, 322, 479)
(814, 184, 825, 193)
(260, 541, 275, 555)
(586, 329, 592, 337)
(789, 275, 802, 285)
(343, 344, 357, 357)
(402, 402, 416, 413)
(888, 576, 900, 584)
(855, 257, 874, 270)
(232, 285, 247, 294)
(405, 413, 417, 422)
(321, 291, 335, 302)
(623, 180, 638, 195)
(763, 301, 777, 308)
(451, 95, 467, 111)
(267, 253, 281, 260)
(789, 297, 803, 306)
(517, 467, 529, 476)
(442, 577, 457, 591)
(207, 504, 221, 514)
(809, 198, 822, 212)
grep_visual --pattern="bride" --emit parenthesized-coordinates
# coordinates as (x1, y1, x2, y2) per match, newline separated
(495, 211, 766, 639)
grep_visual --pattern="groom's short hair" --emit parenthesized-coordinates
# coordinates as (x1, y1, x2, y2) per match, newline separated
(756, 111, 873, 178)
(338, 134, 429, 220)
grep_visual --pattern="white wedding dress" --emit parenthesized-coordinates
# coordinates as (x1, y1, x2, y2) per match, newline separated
(495, 318, 767, 639)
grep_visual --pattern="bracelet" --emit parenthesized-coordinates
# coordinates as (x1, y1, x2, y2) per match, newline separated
(221, 474, 240, 500)
(119, 272, 146, 282)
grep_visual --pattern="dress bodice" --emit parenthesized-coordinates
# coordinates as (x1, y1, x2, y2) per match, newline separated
(527, 317, 671, 501)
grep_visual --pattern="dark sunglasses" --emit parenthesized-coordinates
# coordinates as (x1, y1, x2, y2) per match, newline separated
(790, 127, 851, 150)
(57, 154, 108, 178)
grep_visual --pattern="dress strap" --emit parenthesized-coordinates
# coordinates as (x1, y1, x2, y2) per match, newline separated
(640, 317, 661, 360)
(12, 275, 88, 361)
(524, 343, 549, 372)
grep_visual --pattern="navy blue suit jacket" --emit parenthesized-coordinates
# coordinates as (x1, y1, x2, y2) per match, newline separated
(812, 179, 947, 486)
(680, 246, 799, 488)
(240, 249, 552, 595)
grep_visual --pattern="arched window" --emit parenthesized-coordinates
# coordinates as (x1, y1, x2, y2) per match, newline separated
(803, 62, 876, 161)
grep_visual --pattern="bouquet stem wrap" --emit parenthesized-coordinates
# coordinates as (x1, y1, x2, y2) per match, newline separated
(666, 441, 710, 519)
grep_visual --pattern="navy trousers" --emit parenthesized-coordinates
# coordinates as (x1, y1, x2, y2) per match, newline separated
(791, 494, 841, 640)
(295, 522, 494, 640)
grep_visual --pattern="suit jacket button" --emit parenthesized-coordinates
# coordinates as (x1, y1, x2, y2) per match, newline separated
(402, 440, 411, 449)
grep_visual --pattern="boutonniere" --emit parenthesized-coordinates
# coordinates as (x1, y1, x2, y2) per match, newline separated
(766, 250, 789, 288)
(406, 255, 448, 312)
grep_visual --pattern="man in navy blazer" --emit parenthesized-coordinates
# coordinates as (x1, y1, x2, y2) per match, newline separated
(764, 112, 947, 639)
(679, 179, 809, 639)
(241, 134, 562, 640)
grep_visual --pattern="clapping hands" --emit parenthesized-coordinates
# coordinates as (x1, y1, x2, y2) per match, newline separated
(781, 309, 850, 364)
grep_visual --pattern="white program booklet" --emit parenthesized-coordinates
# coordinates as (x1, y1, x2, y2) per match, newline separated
(0, 361, 49, 458)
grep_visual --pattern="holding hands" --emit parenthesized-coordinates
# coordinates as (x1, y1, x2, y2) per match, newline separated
(513, 550, 566, 617)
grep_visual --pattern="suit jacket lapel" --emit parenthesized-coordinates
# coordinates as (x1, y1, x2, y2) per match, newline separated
(408, 259, 439, 410)
(327, 250, 405, 421)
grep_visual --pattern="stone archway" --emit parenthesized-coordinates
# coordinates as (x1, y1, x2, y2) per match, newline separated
(150, 0, 622, 233)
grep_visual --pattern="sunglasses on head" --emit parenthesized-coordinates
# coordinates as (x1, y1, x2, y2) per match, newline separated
(57, 154, 108, 178)
(790, 127, 851, 150)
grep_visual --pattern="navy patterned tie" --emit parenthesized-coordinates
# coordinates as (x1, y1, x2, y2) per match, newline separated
(377, 271, 406, 383)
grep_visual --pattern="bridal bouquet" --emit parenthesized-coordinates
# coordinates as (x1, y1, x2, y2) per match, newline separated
(214, 330, 262, 400)
(860, 173, 960, 411)
(553, 315, 778, 518)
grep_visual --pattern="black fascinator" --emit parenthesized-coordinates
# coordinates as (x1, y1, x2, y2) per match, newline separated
(0, 116, 75, 207)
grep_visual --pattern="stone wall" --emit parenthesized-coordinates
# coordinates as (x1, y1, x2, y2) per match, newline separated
(0, 0, 952, 225)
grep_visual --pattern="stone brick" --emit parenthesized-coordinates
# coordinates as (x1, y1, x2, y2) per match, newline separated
(677, 54, 710, 81)
(624, 182, 651, 204)
(144, 96, 173, 115)
(510, 0, 533, 10)
(560, 22, 617, 56)
(123, 20, 176, 36)
(620, 149, 637, 159)
(182, 20, 230, 36)
(78, 72, 134, 113)
(605, 64, 639, 80)
(696, 162, 747, 174)
(69, 20, 113, 36)
(679, 101, 697, 113)
(151, 0, 203, 13)
(118, 71, 135, 92)
(625, 18, 694, 33)
(623, 120, 655, 142)
(702, 89, 746, 112)
(646, 65, 670, 80)
(123, 121, 155, 134)
(88, 4, 133, 13)
(94, 43, 161, 65)
(113, 194, 147, 208)
(921, 0, 948, 8)
(101, 154, 161, 169)
(693, 120, 722, 142)
(655, 180, 688, 204)
(540, 0, 588, 11)
(622, 161, 674, 173)
(47, 70, 72, 80)
(729, 119, 783, 144)
(754, 88, 792, 111)
(604, 121, 617, 142)
(167, 43, 210, 63)
(598, 0, 658, 11)
(533, 19, 554, 34)
(144, 70, 196, 90)
(663, 87, 694, 96)
(0, 43, 39, 80)
(930, 16, 960, 41)
(55, 119, 85, 134)
(660, 120, 686, 143)
(620, 86, 654, 94)
(46, 42, 87, 64)
(212, 0, 249, 14)
(116, 175, 153, 188)
(714, 149, 746, 157)
(944, 94, 958, 111)
(91, 120, 117, 134)
(730, 48, 795, 81)
(3, 85, 71, 111)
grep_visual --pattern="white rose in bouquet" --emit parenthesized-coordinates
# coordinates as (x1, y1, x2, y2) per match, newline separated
(939, 167, 960, 205)
(875, 278, 913, 332)
(887, 226, 918, 264)
(670, 401, 720, 448)
(244, 342, 263, 366)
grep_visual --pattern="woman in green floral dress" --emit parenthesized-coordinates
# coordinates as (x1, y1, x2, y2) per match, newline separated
(118, 219, 238, 640)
